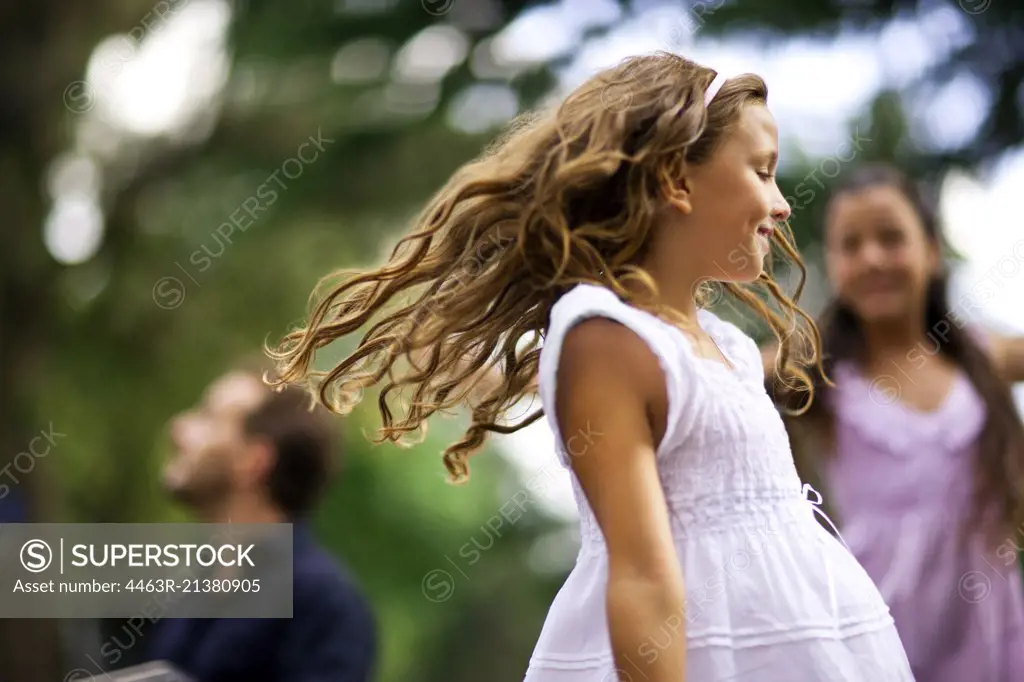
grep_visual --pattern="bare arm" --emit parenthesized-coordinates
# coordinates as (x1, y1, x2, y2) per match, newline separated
(990, 334, 1024, 384)
(556, 319, 686, 682)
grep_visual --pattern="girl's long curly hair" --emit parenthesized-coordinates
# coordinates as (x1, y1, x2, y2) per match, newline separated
(269, 53, 822, 482)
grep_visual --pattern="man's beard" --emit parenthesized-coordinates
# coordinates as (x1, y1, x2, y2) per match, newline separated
(163, 462, 233, 511)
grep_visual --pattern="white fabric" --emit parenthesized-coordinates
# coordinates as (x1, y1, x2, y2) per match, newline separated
(704, 72, 730, 106)
(524, 284, 915, 681)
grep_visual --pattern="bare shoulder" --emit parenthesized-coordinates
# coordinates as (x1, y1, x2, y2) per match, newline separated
(552, 318, 679, 584)
(987, 332, 1024, 383)
(557, 317, 663, 395)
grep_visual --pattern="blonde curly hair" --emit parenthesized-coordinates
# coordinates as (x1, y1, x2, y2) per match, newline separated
(268, 52, 822, 482)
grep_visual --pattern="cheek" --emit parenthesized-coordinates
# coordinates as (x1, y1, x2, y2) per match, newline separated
(746, 175, 773, 215)
(825, 252, 852, 290)
(726, 181, 768, 238)
(181, 419, 234, 462)
(203, 427, 239, 463)
(176, 417, 210, 452)
(706, 171, 765, 219)
(886, 246, 931, 284)
(911, 247, 938, 282)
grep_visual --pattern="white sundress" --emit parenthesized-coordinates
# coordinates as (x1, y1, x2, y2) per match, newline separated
(523, 284, 915, 681)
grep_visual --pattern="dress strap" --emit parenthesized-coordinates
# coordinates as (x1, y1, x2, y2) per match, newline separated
(803, 483, 853, 553)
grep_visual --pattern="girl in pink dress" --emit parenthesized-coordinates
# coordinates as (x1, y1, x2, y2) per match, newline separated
(769, 164, 1024, 681)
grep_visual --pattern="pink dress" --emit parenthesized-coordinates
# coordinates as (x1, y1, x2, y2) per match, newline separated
(824, 361, 1024, 681)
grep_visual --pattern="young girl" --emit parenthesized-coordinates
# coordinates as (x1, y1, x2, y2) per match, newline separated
(769, 164, 1024, 681)
(269, 54, 914, 680)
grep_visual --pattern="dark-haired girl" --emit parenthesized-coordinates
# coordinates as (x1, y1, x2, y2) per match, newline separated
(769, 164, 1024, 681)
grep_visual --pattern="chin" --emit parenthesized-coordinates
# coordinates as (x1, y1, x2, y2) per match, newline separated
(739, 262, 766, 282)
(853, 304, 910, 325)
(162, 473, 188, 498)
(162, 462, 197, 497)
(717, 256, 766, 283)
(859, 310, 907, 326)
(850, 292, 913, 324)
(165, 479, 209, 508)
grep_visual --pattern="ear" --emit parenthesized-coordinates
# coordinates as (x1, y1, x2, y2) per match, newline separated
(657, 161, 693, 215)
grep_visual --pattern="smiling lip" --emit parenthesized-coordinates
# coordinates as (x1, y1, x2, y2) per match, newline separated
(858, 281, 903, 296)
(756, 225, 774, 237)
(854, 272, 905, 294)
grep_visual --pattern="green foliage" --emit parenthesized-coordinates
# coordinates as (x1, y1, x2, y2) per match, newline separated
(700, 0, 1024, 169)
(311, 404, 562, 682)
(4, 0, 1024, 678)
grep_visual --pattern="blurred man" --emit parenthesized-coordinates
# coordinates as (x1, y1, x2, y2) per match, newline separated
(146, 363, 377, 682)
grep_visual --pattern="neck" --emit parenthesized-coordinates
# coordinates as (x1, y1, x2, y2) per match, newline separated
(632, 257, 701, 324)
(860, 314, 928, 365)
(194, 493, 287, 524)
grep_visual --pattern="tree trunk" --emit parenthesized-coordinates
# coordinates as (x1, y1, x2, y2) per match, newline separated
(0, 1, 155, 677)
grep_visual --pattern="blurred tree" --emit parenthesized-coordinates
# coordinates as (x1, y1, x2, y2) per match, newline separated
(2, 0, 564, 679)
(7, 0, 1019, 679)
(698, 0, 1024, 169)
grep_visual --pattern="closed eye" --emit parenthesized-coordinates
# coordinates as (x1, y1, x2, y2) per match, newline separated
(756, 150, 779, 181)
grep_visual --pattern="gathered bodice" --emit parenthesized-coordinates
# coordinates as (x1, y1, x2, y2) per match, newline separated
(538, 285, 808, 554)
(525, 284, 916, 681)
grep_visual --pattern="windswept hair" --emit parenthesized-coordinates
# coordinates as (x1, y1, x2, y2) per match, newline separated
(269, 53, 822, 482)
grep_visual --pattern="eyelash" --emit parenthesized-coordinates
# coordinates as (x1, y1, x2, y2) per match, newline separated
(757, 171, 774, 181)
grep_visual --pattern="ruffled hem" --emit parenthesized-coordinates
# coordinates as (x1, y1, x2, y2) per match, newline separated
(527, 507, 901, 671)
(525, 620, 914, 680)
(528, 611, 896, 669)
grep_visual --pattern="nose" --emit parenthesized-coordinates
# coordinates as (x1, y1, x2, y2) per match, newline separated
(770, 187, 791, 223)
(859, 240, 888, 268)
(169, 414, 188, 449)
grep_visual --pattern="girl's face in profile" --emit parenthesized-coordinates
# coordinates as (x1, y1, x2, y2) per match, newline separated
(825, 184, 939, 325)
(669, 103, 791, 283)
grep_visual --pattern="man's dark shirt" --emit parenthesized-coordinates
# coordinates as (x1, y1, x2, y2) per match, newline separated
(146, 523, 376, 682)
